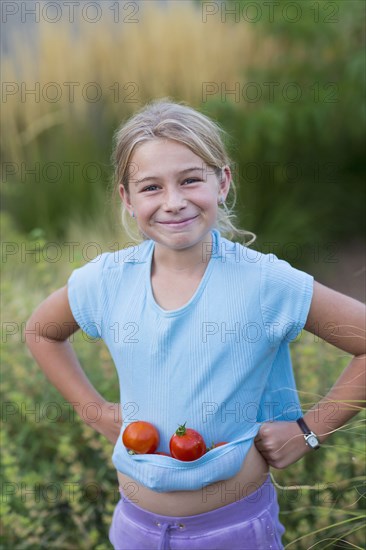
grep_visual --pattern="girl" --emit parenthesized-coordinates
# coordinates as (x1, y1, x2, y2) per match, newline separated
(25, 99, 365, 550)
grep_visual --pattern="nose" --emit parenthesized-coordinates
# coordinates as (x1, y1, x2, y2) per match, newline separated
(162, 187, 187, 212)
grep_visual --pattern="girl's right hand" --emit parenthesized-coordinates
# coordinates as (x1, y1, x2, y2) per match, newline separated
(254, 421, 311, 469)
(92, 401, 122, 445)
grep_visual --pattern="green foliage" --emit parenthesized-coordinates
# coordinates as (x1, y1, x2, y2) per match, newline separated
(2, 1, 365, 264)
(202, 0, 365, 266)
(2, 117, 114, 240)
(276, 333, 366, 548)
(1, 214, 119, 549)
(1, 214, 365, 548)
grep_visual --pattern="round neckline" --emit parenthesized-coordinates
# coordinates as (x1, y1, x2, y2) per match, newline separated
(146, 229, 220, 317)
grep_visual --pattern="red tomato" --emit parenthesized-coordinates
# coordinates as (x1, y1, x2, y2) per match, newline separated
(206, 441, 228, 452)
(122, 421, 159, 454)
(169, 423, 206, 461)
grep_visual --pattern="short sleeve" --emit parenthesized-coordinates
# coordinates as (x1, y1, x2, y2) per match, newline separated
(67, 253, 108, 339)
(260, 254, 314, 345)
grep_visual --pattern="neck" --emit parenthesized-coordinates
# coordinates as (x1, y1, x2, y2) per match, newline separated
(152, 232, 213, 273)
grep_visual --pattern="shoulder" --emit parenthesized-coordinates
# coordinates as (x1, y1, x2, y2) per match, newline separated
(68, 239, 153, 291)
(77, 239, 153, 273)
(215, 232, 277, 268)
(216, 232, 313, 283)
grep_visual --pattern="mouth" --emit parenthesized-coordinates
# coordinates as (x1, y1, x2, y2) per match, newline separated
(157, 215, 199, 227)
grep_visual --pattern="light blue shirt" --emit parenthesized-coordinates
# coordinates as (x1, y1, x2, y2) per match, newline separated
(68, 229, 313, 492)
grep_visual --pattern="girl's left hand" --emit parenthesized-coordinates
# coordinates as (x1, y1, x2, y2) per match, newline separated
(254, 421, 313, 469)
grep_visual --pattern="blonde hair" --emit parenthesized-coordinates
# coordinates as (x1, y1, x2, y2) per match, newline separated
(111, 98, 255, 245)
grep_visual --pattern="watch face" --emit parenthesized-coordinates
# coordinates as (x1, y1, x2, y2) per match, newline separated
(307, 435, 319, 448)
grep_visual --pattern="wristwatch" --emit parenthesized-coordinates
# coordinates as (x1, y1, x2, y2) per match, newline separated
(296, 417, 320, 450)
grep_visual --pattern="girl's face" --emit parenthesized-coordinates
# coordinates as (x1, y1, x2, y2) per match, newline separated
(119, 139, 231, 252)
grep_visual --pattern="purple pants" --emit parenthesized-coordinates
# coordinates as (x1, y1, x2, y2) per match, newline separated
(109, 475, 285, 550)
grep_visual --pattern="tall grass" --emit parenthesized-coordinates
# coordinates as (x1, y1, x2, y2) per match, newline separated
(3, 2, 279, 141)
(2, 1, 364, 259)
(1, 1, 280, 240)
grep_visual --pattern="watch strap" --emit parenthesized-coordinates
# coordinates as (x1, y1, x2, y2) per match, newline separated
(296, 417, 311, 435)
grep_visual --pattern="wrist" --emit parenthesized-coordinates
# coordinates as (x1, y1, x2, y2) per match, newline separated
(303, 409, 333, 444)
(296, 416, 321, 450)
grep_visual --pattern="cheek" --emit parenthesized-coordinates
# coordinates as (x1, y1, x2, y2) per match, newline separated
(193, 186, 218, 205)
(203, 192, 220, 210)
(134, 198, 157, 217)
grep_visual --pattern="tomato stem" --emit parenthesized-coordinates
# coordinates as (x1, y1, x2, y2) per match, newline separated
(176, 422, 187, 437)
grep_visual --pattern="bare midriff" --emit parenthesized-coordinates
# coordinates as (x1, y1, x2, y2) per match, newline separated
(117, 443, 269, 516)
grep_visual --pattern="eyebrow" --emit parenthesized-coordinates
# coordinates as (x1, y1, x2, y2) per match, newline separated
(134, 166, 205, 186)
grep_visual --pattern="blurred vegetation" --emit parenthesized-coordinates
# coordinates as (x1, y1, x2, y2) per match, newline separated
(1, 213, 365, 548)
(1, 0, 365, 547)
(204, 0, 365, 263)
(2, 0, 365, 271)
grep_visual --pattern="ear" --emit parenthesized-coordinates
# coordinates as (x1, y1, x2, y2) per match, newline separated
(119, 184, 133, 215)
(218, 165, 232, 202)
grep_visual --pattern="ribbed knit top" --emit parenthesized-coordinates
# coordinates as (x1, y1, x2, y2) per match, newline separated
(67, 229, 313, 492)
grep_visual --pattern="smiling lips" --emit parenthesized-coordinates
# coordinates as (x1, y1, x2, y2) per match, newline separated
(157, 215, 199, 225)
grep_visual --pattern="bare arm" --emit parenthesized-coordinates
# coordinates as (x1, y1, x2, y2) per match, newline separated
(302, 282, 365, 439)
(25, 286, 121, 444)
(255, 281, 365, 468)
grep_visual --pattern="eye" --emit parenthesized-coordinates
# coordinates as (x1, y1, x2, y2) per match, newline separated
(183, 178, 200, 185)
(142, 185, 159, 192)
